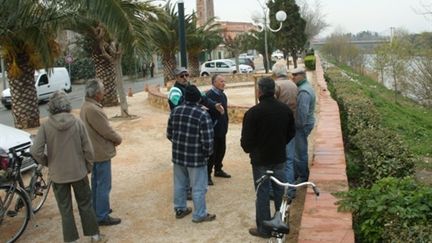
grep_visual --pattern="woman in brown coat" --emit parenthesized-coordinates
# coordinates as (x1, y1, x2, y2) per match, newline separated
(31, 91, 106, 243)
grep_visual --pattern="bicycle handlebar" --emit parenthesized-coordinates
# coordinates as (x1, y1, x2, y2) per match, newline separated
(256, 170, 320, 197)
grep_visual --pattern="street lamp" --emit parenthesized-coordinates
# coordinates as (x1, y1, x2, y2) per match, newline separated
(177, 0, 187, 68)
(252, 2, 287, 73)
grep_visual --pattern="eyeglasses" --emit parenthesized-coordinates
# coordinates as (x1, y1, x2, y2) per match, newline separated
(180, 73, 189, 78)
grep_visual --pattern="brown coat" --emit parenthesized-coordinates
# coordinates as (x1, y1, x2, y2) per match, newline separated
(80, 97, 122, 162)
(31, 113, 94, 183)
(275, 78, 298, 116)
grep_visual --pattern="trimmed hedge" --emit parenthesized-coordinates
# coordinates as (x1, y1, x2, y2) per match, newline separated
(325, 66, 415, 187)
(304, 55, 316, 70)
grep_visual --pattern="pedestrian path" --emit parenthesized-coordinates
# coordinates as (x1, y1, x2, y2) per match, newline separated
(298, 56, 354, 242)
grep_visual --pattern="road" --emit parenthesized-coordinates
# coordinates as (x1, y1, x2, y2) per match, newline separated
(0, 76, 163, 127)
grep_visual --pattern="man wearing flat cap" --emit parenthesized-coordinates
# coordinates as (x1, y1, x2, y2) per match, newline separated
(168, 67, 224, 113)
(290, 67, 316, 183)
(167, 85, 216, 223)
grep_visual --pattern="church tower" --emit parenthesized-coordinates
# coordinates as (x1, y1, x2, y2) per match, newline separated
(196, 0, 214, 26)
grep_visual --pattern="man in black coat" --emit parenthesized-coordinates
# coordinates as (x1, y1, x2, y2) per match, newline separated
(206, 75, 231, 186)
(241, 77, 295, 239)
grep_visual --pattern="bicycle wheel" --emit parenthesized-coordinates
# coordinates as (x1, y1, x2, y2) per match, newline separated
(28, 165, 52, 213)
(0, 185, 31, 243)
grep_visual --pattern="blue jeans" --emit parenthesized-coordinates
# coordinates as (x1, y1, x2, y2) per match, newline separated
(252, 163, 286, 234)
(285, 139, 296, 198)
(173, 164, 208, 221)
(294, 124, 314, 183)
(91, 160, 112, 222)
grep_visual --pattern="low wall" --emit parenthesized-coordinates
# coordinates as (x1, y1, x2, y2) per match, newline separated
(298, 56, 354, 242)
(146, 82, 251, 123)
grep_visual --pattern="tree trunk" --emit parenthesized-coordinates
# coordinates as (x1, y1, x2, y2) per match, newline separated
(114, 58, 129, 117)
(7, 53, 40, 129)
(92, 53, 119, 107)
(292, 50, 298, 68)
(162, 53, 177, 86)
(188, 54, 200, 77)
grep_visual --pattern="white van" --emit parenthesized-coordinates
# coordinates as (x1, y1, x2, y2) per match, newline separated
(1, 67, 72, 109)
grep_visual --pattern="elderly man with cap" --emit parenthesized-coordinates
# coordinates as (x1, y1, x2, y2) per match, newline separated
(272, 61, 298, 199)
(167, 84, 216, 223)
(168, 67, 224, 112)
(291, 67, 316, 183)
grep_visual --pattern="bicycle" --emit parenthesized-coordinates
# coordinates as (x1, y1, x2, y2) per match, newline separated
(0, 141, 52, 243)
(255, 170, 320, 243)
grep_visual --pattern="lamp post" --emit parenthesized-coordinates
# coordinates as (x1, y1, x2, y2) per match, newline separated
(1, 52, 6, 90)
(178, 0, 187, 68)
(252, 2, 286, 73)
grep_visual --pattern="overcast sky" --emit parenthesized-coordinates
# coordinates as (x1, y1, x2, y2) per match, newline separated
(178, 0, 431, 37)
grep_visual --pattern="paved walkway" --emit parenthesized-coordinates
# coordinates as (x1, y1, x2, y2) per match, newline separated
(298, 56, 354, 242)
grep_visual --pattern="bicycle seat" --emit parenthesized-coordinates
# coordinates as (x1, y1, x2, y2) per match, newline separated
(262, 211, 289, 234)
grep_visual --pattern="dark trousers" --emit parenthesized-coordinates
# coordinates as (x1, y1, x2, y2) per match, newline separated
(52, 177, 99, 242)
(252, 163, 286, 234)
(208, 136, 226, 176)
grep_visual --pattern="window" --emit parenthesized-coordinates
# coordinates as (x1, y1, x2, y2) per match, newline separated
(216, 62, 228, 68)
(205, 62, 215, 68)
(38, 74, 48, 86)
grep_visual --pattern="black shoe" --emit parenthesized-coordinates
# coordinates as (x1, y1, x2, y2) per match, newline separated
(192, 213, 216, 223)
(208, 178, 214, 186)
(248, 228, 271, 239)
(175, 207, 192, 219)
(214, 170, 231, 178)
(98, 215, 121, 226)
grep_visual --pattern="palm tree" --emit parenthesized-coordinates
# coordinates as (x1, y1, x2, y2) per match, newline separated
(63, 0, 160, 116)
(186, 15, 222, 77)
(149, 1, 192, 85)
(0, 0, 63, 128)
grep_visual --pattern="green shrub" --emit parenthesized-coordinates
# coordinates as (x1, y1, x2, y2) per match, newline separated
(336, 177, 432, 243)
(351, 128, 415, 187)
(304, 55, 316, 70)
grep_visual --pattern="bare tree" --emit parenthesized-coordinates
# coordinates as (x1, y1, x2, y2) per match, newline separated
(409, 52, 432, 107)
(297, 0, 329, 40)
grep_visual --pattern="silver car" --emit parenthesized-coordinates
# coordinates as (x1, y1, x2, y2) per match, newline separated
(0, 124, 35, 172)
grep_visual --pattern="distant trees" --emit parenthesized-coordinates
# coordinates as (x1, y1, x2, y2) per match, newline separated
(268, 0, 307, 68)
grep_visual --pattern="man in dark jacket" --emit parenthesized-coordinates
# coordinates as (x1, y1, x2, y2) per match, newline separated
(206, 74, 231, 186)
(241, 77, 295, 239)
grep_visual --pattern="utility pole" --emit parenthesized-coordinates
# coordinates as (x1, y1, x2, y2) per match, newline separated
(1, 56, 6, 90)
(390, 27, 395, 44)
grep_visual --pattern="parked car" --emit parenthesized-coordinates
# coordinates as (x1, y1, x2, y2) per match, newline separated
(236, 57, 255, 70)
(271, 51, 284, 61)
(0, 124, 35, 172)
(239, 53, 255, 60)
(200, 59, 253, 76)
(1, 67, 72, 109)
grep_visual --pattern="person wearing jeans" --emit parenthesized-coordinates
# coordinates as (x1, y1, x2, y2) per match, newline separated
(273, 61, 298, 199)
(241, 77, 295, 239)
(80, 80, 122, 226)
(167, 85, 216, 223)
(291, 67, 316, 183)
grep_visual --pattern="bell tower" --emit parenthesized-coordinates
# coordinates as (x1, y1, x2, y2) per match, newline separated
(196, 0, 214, 26)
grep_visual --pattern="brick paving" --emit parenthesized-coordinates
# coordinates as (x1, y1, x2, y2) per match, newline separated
(298, 56, 355, 243)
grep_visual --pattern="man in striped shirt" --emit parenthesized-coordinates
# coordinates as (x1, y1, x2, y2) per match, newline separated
(167, 85, 216, 223)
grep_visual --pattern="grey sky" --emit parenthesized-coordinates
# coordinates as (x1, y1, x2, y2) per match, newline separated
(180, 0, 431, 37)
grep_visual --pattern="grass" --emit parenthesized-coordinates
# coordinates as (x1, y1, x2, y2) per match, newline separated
(337, 65, 432, 170)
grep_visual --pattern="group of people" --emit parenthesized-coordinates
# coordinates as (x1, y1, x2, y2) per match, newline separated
(30, 80, 122, 243)
(241, 63, 316, 238)
(166, 62, 316, 239)
(28, 60, 315, 241)
(142, 61, 155, 78)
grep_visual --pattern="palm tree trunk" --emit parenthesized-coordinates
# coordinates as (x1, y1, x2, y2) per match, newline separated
(93, 54, 119, 107)
(162, 53, 177, 86)
(114, 58, 129, 117)
(188, 54, 200, 77)
(7, 54, 40, 129)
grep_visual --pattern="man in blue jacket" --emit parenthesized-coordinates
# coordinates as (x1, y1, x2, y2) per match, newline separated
(206, 74, 231, 186)
(291, 67, 315, 183)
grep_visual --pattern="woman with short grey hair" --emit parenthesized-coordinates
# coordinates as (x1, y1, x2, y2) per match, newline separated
(31, 91, 107, 242)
